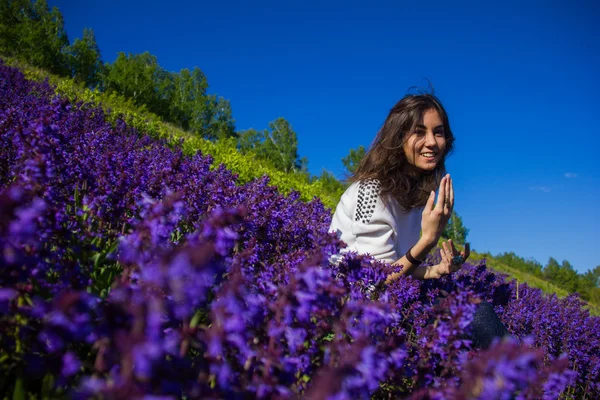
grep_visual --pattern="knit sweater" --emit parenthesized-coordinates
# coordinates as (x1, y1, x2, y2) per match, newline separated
(329, 179, 423, 264)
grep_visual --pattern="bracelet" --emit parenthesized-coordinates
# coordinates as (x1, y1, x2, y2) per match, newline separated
(405, 246, 424, 266)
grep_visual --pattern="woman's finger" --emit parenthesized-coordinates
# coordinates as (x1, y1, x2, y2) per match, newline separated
(463, 242, 471, 260)
(442, 241, 451, 258)
(443, 176, 452, 215)
(440, 251, 449, 265)
(444, 240, 456, 257)
(435, 176, 447, 212)
(449, 176, 454, 210)
(425, 190, 435, 213)
(449, 239, 459, 255)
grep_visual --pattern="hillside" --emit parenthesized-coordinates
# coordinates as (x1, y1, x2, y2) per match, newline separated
(5, 55, 598, 317)
(469, 252, 600, 316)
(3, 0, 596, 307)
(2, 57, 600, 399)
(2, 2, 599, 397)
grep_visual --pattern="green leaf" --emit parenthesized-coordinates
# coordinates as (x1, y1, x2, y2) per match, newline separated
(12, 376, 25, 400)
(93, 239, 119, 269)
(322, 332, 335, 342)
(41, 373, 55, 398)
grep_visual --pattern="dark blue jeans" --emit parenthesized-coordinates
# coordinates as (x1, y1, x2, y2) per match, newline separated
(424, 297, 510, 349)
(470, 301, 510, 349)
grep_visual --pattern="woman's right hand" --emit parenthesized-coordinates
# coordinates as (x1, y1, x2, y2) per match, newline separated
(421, 174, 453, 246)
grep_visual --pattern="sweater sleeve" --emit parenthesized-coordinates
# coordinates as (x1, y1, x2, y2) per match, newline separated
(350, 180, 397, 263)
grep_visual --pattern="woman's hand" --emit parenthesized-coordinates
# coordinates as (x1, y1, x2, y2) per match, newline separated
(427, 239, 471, 279)
(421, 174, 453, 246)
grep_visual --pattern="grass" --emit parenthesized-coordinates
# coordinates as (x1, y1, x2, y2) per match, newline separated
(469, 252, 600, 316)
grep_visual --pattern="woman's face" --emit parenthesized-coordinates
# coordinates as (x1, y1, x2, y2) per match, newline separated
(402, 108, 447, 172)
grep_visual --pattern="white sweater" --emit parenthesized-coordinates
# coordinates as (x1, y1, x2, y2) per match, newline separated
(329, 179, 423, 264)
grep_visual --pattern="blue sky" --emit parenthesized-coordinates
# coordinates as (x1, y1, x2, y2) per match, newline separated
(49, 0, 599, 273)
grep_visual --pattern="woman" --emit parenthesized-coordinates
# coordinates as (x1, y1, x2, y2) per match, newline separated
(330, 93, 508, 348)
(330, 93, 467, 281)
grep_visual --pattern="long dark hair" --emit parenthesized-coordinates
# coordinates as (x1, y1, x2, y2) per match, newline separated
(350, 93, 455, 210)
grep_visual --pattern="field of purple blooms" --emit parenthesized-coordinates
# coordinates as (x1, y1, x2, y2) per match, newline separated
(1, 59, 599, 399)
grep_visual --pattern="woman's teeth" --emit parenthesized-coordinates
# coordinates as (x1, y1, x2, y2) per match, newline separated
(421, 152, 436, 157)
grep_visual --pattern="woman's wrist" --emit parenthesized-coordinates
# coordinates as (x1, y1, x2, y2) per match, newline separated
(424, 264, 441, 279)
(421, 232, 438, 247)
(407, 264, 435, 280)
(386, 238, 436, 284)
(422, 265, 433, 279)
(413, 236, 436, 258)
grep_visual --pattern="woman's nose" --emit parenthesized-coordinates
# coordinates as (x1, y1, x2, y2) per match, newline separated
(424, 131, 437, 147)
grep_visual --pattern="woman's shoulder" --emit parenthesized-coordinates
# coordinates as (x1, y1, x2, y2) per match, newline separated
(335, 179, 383, 218)
(341, 179, 382, 201)
(354, 179, 385, 224)
(355, 179, 421, 216)
(357, 178, 381, 192)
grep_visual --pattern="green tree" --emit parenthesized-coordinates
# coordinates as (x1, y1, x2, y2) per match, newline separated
(0, 2, 235, 140)
(589, 288, 600, 306)
(0, 0, 28, 55)
(163, 66, 235, 140)
(342, 145, 366, 175)
(237, 128, 263, 154)
(168, 68, 209, 131)
(543, 257, 580, 293)
(0, 0, 69, 75)
(103, 52, 162, 108)
(64, 27, 103, 87)
(317, 169, 347, 200)
(104, 57, 235, 140)
(201, 94, 236, 141)
(579, 265, 600, 301)
(495, 252, 543, 277)
(543, 257, 562, 282)
(442, 212, 469, 245)
(264, 118, 300, 173)
(586, 265, 600, 287)
(237, 118, 303, 173)
(558, 260, 579, 293)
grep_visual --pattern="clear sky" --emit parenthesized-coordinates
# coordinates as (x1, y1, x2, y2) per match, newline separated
(49, 0, 599, 274)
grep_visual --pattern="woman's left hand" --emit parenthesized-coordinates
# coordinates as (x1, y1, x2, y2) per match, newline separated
(428, 239, 470, 278)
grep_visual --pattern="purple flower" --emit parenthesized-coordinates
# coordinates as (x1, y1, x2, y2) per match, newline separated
(38, 331, 64, 353)
(62, 352, 81, 377)
(0, 59, 597, 399)
(0, 288, 18, 301)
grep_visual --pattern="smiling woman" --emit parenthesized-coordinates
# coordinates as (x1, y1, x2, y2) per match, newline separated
(328, 92, 509, 348)
(330, 93, 462, 281)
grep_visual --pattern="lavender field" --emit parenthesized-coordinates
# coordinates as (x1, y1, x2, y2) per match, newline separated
(1, 60, 599, 399)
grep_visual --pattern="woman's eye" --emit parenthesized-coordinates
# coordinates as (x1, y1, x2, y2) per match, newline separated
(414, 130, 425, 135)
(434, 131, 445, 136)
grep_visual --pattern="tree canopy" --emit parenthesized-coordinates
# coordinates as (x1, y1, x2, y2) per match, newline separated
(64, 27, 102, 87)
(341, 145, 366, 176)
(238, 117, 306, 173)
(1, 0, 69, 75)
